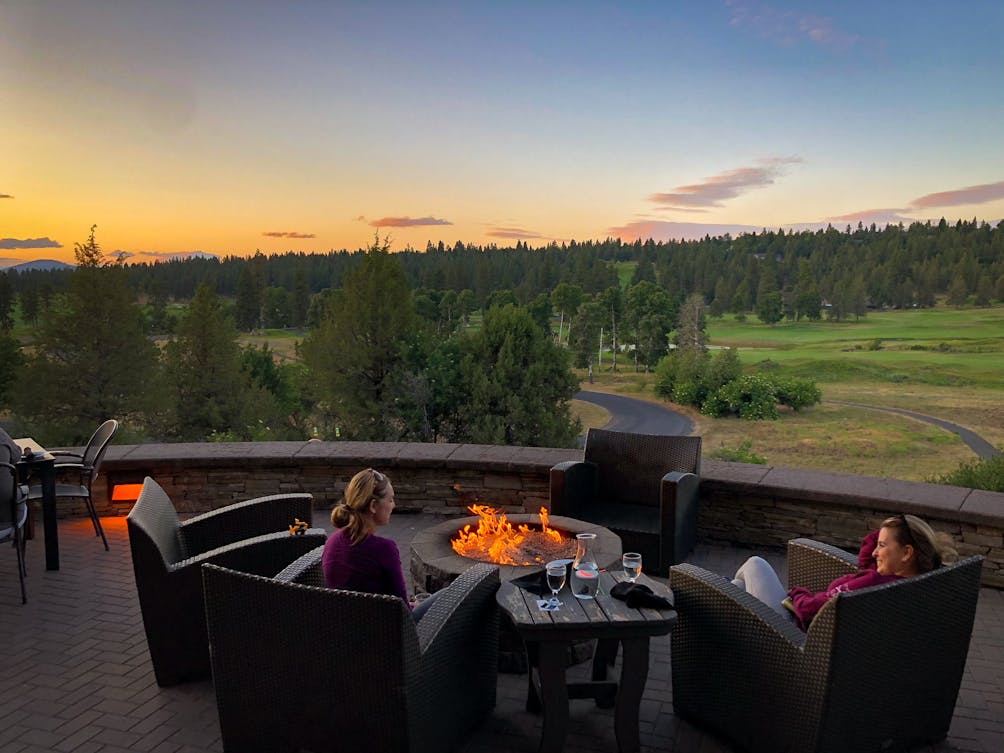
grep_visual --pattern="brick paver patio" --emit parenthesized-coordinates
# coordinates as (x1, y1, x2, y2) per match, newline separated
(2, 512, 1002, 753)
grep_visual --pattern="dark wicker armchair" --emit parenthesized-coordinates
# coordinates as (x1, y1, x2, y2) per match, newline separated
(126, 476, 324, 686)
(202, 548, 501, 753)
(669, 538, 984, 753)
(550, 428, 701, 574)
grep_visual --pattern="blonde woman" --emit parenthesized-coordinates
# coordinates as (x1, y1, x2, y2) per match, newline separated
(322, 468, 436, 619)
(732, 514, 958, 631)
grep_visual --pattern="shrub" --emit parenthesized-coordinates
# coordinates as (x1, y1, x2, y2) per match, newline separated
(708, 375, 779, 420)
(933, 452, 1004, 493)
(709, 439, 766, 464)
(774, 377, 822, 411)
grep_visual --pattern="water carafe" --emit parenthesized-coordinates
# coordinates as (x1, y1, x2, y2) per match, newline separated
(571, 532, 599, 599)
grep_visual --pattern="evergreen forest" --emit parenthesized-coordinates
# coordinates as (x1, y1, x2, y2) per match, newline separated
(2, 218, 1002, 448)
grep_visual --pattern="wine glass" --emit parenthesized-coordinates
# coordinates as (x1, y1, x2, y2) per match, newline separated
(622, 552, 642, 583)
(545, 561, 567, 608)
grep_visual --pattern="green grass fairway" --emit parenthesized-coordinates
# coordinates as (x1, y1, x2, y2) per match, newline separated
(709, 307, 1004, 390)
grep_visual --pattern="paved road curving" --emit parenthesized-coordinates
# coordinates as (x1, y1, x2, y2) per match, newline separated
(828, 401, 999, 460)
(574, 390, 693, 436)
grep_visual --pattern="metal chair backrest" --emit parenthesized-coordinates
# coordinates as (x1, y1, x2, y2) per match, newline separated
(82, 419, 118, 482)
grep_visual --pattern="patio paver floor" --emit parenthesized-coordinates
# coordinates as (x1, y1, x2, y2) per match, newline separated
(2, 512, 1001, 753)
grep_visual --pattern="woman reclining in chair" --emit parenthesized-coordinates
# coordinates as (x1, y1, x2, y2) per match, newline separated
(322, 467, 437, 620)
(732, 514, 957, 631)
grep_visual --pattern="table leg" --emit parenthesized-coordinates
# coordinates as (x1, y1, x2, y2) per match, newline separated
(614, 637, 649, 753)
(40, 462, 58, 571)
(525, 641, 541, 712)
(536, 641, 570, 753)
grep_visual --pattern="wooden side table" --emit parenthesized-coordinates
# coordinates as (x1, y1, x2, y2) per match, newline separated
(497, 571, 676, 753)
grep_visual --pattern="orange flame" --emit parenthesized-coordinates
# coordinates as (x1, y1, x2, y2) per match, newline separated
(451, 505, 573, 566)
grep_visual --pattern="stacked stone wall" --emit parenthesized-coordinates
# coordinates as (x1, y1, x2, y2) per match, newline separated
(66, 440, 1004, 587)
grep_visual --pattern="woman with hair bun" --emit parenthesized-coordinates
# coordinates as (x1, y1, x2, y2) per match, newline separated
(322, 467, 435, 620)
(731, 513, 958, 631)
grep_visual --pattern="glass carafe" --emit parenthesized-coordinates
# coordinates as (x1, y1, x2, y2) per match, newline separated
(571, 533, 599, 599)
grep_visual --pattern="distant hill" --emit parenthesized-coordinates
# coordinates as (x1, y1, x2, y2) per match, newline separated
(8, 259, 75, 272)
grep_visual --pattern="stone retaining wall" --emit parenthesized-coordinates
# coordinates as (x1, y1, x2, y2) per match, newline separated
(77, 440, 1003, 587)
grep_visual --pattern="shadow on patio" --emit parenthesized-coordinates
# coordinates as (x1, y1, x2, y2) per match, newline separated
(2, 513, 1001, 753)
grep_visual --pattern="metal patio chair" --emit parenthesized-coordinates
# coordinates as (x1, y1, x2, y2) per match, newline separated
(27, 418, 118, 551)
(1, 453, 28, 604)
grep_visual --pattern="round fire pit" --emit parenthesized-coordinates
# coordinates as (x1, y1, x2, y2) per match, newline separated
(410, 513, 622, 595)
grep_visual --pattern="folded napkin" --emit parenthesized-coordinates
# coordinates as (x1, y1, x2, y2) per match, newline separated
(610, 581, 673, 610)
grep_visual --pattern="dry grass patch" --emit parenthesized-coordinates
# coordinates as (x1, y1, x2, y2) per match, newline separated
(570, 400, 610, 432)
(694, 403, 974, 481)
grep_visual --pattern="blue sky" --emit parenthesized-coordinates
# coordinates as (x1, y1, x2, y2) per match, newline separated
(2, 0, 1003, 263)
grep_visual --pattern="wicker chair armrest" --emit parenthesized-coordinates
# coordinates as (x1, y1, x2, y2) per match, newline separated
(671, 563, 807, 648)
(174, 528, 326, 577)
(178, 493, 314, 556)
(415, 563, 500, 652)
(787, 538, 858, 592)
(549, 460, 597, 516)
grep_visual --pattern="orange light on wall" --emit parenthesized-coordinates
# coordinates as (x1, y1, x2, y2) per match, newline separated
(111, 483, 144, 503)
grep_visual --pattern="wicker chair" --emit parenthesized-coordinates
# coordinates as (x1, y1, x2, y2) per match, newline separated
(126, 476, 324, 686)
(550, 428, 701, 574)
(202, 548, 501, 753)
(669, 538, 984, 753)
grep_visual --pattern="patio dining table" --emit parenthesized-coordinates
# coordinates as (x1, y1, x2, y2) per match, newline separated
(15, 437, 58, 570)
(497, 570, 677, 753)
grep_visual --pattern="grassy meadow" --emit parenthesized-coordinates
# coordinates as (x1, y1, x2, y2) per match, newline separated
(574, 306, 1004, 482)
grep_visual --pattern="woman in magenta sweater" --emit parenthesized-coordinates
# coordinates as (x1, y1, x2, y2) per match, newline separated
(731, 514, 957, 631)
(322, 467, 434, 620)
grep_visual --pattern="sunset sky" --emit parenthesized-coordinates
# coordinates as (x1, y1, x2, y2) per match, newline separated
(3, 0, 1004, 265)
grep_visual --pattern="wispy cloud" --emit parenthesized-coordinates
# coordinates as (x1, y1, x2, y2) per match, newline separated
(368, 216, 453, 228)
(0, 237, 62, 250)
(486, 225, 543, 240)
(649, 157, 802, 210)
(826, 208, 915, 225)
(726, 0, 861, 51)
(262, 231, 316, 239)
(0, 194, 13, 199)
(909, 180, 1004, 209)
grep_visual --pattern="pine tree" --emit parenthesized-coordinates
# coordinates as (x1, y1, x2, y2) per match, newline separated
(300, 236, 421, 440)
(14, 226, 161, 442)
(459, 304, 580, 447)
(164, 283, 254, 440)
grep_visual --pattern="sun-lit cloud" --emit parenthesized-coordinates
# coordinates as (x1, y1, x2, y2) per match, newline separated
(262, 231, 316, 239)
(368, 216, 453, 228)
(0, 194, 13, 199)
(726, 0, 861, 51)
(0, 237, 62, 250)
(909, 180, 1004, 209)
(649, 157, 802, 210)
(826, 208, 915, 225)
(0, 258, 23, 267)
(486, 226, 543, 240)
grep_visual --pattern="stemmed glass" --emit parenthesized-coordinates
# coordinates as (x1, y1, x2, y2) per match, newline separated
(622, 552, 642, 583)
(545, 561, 567, 608)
